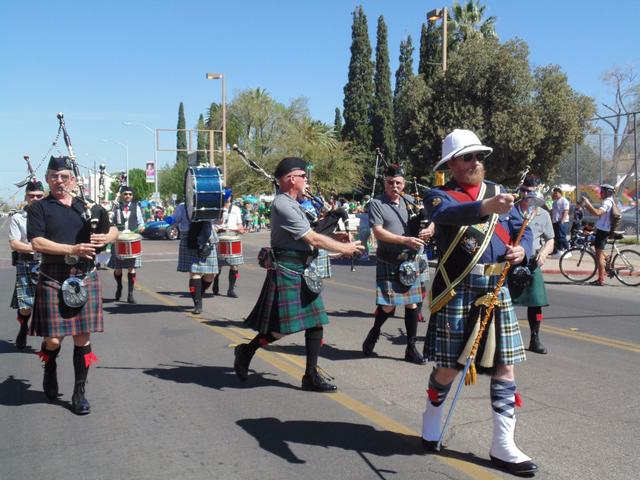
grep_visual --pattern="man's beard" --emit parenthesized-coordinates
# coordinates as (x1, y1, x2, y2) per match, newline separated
(462, 163, 485, 185)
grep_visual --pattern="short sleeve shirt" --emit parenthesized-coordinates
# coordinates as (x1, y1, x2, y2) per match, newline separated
(270, 192, 312, 251)
(595, 197, 614, 232)
(525, 207, 554, 253)
(368, 194, 411, 255)
(9, 210, 28, 243)
(551, 196, 570, 223)
(27, 195, 111, 244)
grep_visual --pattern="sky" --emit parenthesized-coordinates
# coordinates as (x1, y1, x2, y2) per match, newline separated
(1, 0, 638, 204)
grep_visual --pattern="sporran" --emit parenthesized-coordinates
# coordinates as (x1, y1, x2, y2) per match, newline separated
(398, 260, 419, 286)
(61, 276, 89, 308)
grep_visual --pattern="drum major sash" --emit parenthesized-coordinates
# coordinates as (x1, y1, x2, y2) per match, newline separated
(430, 182, 502, 314)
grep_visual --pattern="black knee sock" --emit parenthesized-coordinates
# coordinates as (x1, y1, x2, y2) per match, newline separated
(427, 371, 453, 406)
(247, 332, 277, 355)
(73, 344, 96, 385)
(404, 307, 419, 341)
(212, 274, 219, 292)
(228, 269, 238, 289)
(304, 326, 323, 373)
(114, 272, 123, 287)
(17, 311, 30, 325)
(189, 278, 202, 305)
(127, 272, 136, 293)
(527, 306, 542, 334)
(373, 306, 394, 332)
(201, 279, 212, 293)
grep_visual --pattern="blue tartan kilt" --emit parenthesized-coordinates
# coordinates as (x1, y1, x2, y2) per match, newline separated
(177, 237, 219, 274)
(310, 249, 332, 279)
(425, 273, 526, 370)
(11, 261, 38, 310)
(107, 244, 142, 269)
(217, 246, 244, 267)
(375, 258, 423, 306)
(244, 258, 328, 335)
(30, 264, 104, 338)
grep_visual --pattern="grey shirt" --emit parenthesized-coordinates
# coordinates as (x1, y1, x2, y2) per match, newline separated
(523, 206, 554, 254)
(9, 210, 28, 243)
(270, 192, 312, 252)
(368, 193, 413, 255)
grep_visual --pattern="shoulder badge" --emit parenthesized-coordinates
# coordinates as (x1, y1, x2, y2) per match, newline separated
(431, 197, 442, 207)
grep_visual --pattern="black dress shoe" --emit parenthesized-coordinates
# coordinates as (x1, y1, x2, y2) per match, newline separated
(529, 336, 548, 355)
(227, 289, 238, 298)
(405, 342, 426, 364)
(301, 367, 337, 392)
(234, 344, 251, 381)
(15, 323, 28, 349)
(490, 455, 538, 476)
(362, 328, 380, 356)
(71, 384, 91, 415)
(127, 292, 136, 304)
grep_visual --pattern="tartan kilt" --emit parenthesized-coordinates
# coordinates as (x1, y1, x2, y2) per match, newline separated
(375, 258, 423, 306)
(425, 272, 526, 370)
(217, 245, 244, 267)
(310, 249, 332, 279)
(177, 237, 219, 274)
(509, 266, 549, 307)
(244, 258, 328, 335)
(11, 261, 38, 310)
(30, 264, 103, 337)
(107, 244, 142, 269)
(417, 253, 430, 300)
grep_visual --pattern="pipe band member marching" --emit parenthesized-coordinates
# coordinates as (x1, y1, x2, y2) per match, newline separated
(28, 155, 118, 415)
(108, 185, 145, 303)
(420, 129, 537, 476)
(233, 157, 364, 392)
(212, 192, 244, 298)
(173, 201, 219, 315)
(362, 163, 434, 364)
(508, 173, 554, 355)
(9, 179, 45, 349)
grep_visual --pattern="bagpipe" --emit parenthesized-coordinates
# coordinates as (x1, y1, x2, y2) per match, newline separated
(14, 155, 37, 188)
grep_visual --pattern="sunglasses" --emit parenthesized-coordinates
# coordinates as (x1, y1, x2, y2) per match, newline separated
(455, 152, 486, 163)
(27, 194, 44, 199)
(518, 187, 535, 193)
(123, 192, 133, 196)
(48, 173, 73, 182)
(289, 173, 307, 179)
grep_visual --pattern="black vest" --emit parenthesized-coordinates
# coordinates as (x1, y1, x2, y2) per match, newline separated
(114, 201, 139, 231)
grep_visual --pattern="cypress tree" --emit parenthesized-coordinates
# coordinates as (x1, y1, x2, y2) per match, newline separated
(418, 22, 441, 82)
(371, 15, 395, 160)
(394, 35, 415, 101)
(196, 114, 207, 164)
(342, 5, 374, 151)
(333, 107, 343, 138)
(177, 102, 188, 164)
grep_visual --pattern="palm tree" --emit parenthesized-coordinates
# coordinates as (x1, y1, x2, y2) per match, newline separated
(450, 0, 497, 44)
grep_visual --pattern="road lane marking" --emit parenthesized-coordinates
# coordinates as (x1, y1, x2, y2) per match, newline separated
(136, 281, 501, 480)
(520, 321, 640, 353)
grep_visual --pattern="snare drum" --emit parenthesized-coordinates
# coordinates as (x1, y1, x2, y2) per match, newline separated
(115, 233, 143, 259)
(185, 166, 224, 222)
(218, 234, 244, 265)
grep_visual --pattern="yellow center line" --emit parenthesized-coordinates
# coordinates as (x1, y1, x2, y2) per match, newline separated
(135, 281, 500, 480)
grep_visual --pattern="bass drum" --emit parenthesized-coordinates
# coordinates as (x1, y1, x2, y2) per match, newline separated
(185, 166, 224, 222)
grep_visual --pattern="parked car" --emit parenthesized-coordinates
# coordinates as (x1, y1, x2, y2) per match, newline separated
(141, 220, 179, 240)
(580, 204, 639, 236)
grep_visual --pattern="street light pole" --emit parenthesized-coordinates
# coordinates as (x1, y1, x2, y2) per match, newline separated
(102, 139, 129, 185)
(427, 7, 448, 73)
(205, 72, 227, 186)
(124, 121, 159, 196)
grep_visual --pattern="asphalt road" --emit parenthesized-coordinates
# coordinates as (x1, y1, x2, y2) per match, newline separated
(1, 217, 639, 480)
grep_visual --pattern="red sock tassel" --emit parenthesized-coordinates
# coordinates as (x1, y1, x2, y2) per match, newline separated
(515, 392, 523, 408)
(37, 350, 49, 363)
(427, 388, 439, 403)
(189, 286, 196, 294)
(84, 352, 99, 368)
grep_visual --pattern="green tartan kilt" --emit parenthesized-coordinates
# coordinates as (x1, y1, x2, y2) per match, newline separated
(244, 258, 328, 335)
(30, 264, 103, 338)
(509, 266, 549, 307)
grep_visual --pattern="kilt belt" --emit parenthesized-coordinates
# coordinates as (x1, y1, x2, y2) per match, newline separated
(469, 262, 506, 276)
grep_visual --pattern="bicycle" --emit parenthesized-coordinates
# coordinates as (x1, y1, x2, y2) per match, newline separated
(559, 230, 640, 286)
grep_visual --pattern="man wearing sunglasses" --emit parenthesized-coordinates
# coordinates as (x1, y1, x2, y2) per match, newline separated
(108, 185, 145, 303)
(9, 179, 45, 349)
(27, 156, 118, 415)
(421, 129, 537, 476)
(234, 157, 364, 392)
(362, 163, 433, 364)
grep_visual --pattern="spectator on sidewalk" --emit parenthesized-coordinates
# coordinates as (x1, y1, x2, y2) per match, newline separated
(580, 184, 616, 286)
(550, 187, 570, 257)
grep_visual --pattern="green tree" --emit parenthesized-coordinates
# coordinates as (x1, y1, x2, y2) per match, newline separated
(159, 158, 187, 204)
(371, 15, 395, 161)
(109, 168, 153, 201)
(342, 5, 373, 151)
(333, 107, 343, 138)
(418, 22, 441, 81)
(450, 0, 497, 44)
(177, 102, 187, 165)
(394, 35, 414, 102)
(196, 114, 208, 164)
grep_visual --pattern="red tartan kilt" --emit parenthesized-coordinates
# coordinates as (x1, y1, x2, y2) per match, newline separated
(30, 264, 104, 338)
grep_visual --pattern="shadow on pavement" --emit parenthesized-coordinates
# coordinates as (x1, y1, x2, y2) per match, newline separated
(103, 303, 191, 315)
(0, 339, 36, 355)
(326, 309, 371, 318)
(237, 417, 424, 465)
(267, 343, 400, 363)
(156, 290, 191, 298)
(142, 361, 298, 391)
(202, 318, 246, 329)
(0, 375, 54, 407)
